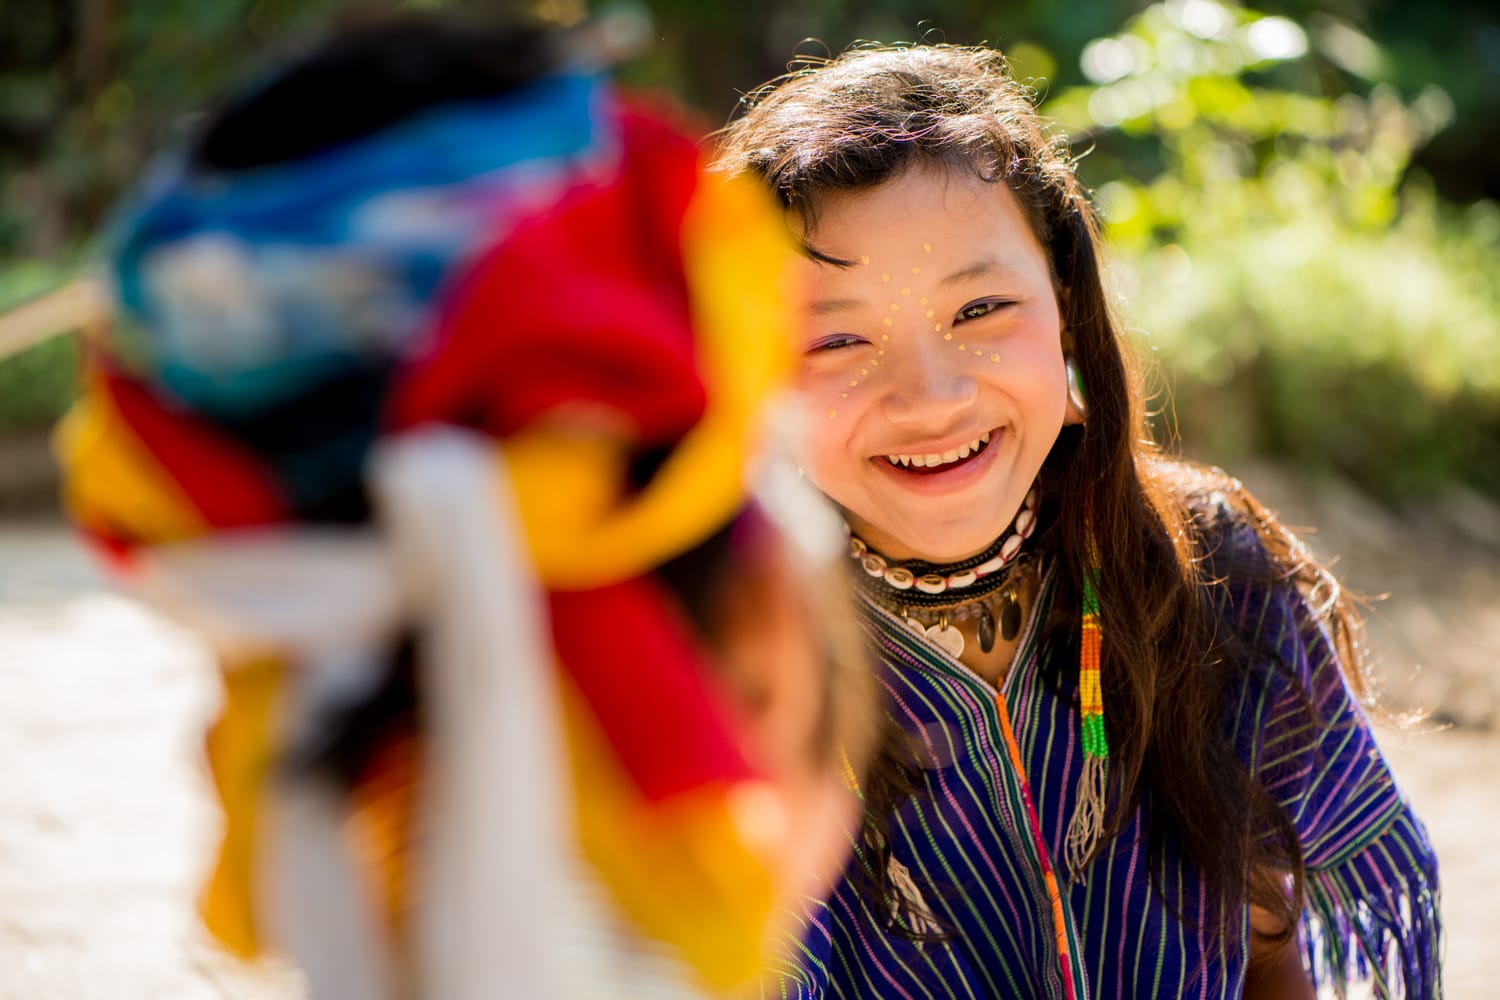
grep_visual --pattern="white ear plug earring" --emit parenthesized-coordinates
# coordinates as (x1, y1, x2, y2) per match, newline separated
(1066, 356, 1088, 423)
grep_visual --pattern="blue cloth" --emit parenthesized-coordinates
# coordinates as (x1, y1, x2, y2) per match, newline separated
(106, 70, 611, 419)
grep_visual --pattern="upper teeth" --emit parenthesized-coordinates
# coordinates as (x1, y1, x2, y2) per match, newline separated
(888, 431, 990, 468)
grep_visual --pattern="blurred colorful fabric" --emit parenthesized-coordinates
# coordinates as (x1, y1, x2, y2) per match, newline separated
(56, 50, 800, 997)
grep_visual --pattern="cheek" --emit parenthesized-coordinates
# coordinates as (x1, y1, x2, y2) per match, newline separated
(799, 405, 856, 480)
(786, 386, 866, 504)
(795, 362, 870, 447)
(996, 324, 1068, 412)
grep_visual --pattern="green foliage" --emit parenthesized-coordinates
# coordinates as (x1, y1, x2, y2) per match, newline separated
(1042, 0, 1500, 503)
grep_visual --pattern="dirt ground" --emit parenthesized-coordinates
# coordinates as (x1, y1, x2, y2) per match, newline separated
(0, 485, 1494, 998)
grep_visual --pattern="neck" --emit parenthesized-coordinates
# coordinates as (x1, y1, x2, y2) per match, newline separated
(953, 566, 1039, 685)
(847, 489, 1042, 680)
(842, 524, 994, 565)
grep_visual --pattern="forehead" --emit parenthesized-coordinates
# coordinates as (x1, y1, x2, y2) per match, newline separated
(800, 163, 1049, 272)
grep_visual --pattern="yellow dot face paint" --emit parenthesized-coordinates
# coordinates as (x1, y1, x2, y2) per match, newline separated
(808, 238, 1015, 398)
(828, 409, 837, 419)
(786, 172, 1068, 542)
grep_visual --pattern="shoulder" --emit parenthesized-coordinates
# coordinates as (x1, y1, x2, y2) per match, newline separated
(1150, 459, 1345, 667)
(1150, 458, 1287, 590)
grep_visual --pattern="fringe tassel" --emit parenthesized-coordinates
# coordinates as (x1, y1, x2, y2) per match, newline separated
(1298, 811, 1443, 999)
(1065, 754, 1108, 880)
(886, 855, 944, 937)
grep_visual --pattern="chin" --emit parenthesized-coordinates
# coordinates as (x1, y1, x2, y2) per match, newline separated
(876, 509, 1009, 563)
(897, 530, 997, 564)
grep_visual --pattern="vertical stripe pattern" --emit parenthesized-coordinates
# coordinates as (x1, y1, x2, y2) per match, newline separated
(764, 499, 1441, 999)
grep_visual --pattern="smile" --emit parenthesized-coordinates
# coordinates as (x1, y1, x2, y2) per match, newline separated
(885, 431, 991, 472)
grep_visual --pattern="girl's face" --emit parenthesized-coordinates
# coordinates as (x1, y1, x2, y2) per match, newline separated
(793, 164, 1069, 563)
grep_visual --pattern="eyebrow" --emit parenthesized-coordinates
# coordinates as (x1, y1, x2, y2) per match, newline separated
(939, 257, 1025, 287)
(809, 297, 864, 316)
(807, 257, 1030, 316)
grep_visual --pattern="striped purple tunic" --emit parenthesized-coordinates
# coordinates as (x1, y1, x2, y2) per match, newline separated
(766, 505, 1441, 999)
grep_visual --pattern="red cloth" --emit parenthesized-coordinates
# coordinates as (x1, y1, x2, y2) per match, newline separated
(101, 368, 289, 530)
(550, 578, 756, 803)
(386, 105, 707, 445)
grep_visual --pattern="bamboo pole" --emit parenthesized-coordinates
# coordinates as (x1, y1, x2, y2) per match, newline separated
(0, 278, 109, 363)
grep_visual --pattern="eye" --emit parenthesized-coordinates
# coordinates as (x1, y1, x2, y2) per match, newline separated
(806, 334, 866, 354)
(953, 299, 1014, 324)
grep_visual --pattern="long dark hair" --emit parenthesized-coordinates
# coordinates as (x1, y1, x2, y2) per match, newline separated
(713, 43, 1373, 948)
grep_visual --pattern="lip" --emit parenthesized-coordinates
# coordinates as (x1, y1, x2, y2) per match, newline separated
(869, 427, 1004, 495)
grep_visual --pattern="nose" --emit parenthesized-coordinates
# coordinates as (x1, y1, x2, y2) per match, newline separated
(879, 334, 979, 431)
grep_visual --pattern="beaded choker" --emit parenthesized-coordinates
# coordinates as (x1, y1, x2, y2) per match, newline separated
(846, 488, 1038, 658)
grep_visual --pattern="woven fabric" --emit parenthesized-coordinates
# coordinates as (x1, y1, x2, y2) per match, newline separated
(765, 499, 1441, 1000)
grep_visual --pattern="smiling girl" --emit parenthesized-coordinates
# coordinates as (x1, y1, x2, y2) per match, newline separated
(717, 45, 1440, 999)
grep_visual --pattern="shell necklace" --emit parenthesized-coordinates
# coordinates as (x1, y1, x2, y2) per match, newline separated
(846, 487, 1039, 658)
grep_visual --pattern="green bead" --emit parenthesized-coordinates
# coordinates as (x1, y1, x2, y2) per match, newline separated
(1082, 715, 1110, 757)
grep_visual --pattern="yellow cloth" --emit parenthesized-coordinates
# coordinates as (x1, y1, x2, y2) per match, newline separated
(505, 167, 797, 589)
(199, 654, 286, 957)
(53, 372, 206, 544)
(562, 680, 776, 993)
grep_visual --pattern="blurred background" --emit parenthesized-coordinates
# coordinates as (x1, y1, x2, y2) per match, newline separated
(0, 0, 1495, 997)
(3, 0, 1499, 504)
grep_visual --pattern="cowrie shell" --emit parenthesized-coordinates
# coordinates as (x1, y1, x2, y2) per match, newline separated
(947, 569, 977, 589)
(1000, 534, 1024, 561)
(915, 574, 948, 594)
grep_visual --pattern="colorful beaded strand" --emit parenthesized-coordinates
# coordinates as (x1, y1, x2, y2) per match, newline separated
(1079, 545, 1106, 755)
(838, 746, 862, 796)
(1065, 521, 1110, 880)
